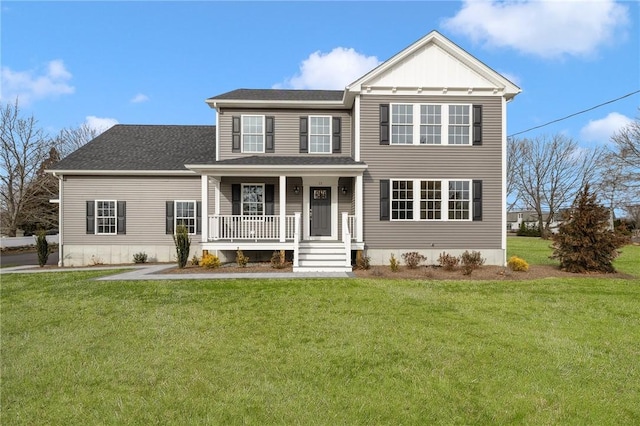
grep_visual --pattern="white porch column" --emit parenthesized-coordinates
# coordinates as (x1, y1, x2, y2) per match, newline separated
(279, 175, 286, 242)
(355, 174, 363, 243)
(201, 175, 209, 243)
(213, 177, 221, 241)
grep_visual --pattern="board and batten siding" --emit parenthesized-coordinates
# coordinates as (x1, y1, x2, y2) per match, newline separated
(63, 176, 202, 245)
(217, 108, 352, 160)
(359, 95, 503, 250)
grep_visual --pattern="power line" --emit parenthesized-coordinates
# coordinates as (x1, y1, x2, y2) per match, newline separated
(508, 89, 640, 138)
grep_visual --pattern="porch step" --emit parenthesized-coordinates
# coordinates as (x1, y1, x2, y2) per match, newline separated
(295, 241, 352, 273)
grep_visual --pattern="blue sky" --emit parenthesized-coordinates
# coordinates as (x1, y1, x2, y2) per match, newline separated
(2, 1, 639, 147)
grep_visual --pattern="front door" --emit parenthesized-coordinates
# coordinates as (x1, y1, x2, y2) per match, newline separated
(310, 187, 331, 236)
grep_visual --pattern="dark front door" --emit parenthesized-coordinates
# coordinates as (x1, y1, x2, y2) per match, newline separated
(310, 187, 331, 236)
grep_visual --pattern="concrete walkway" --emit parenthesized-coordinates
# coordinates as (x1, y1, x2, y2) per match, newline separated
(1, 263, 354, 280)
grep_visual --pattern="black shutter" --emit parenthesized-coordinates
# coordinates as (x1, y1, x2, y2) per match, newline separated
(380, 104, 390, 145)
(117, 201, 126, 234)
(332, 116, 342, 153)
(299, 117, 308, 153)
(265, 116, 275, 153)
(265, 184, 274, 215)
(196, 201, 202, 234)
(472, 105, 482, 146)
(472, 180, 482, 221)
(232, 184, 241, 215)
(86, 201, 95, 234)
(380, 179, 390, 221)
(232, 116, 241, 152)
(166, 201, 174, 234)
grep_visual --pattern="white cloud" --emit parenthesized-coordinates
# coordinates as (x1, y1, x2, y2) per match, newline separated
(443, 0, 629, 58)
(0, 59, 75, 105)
(85, 116, 118, 134)
(580, 112, 633, 143)
(276, 47, 381, 90)
(498, 70, 521, 88)
(130, 93, 149, 103)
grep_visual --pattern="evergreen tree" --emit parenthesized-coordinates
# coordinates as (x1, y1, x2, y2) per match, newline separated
(552, 184, 628, 273)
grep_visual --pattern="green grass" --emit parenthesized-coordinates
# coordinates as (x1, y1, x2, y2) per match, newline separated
(2, 270, 639, 425)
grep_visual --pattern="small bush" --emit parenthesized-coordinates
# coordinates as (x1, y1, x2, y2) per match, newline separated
(190, 254, 201, 266)
(389, 253, 400, 272)
(89, 255, 103, 266)
(35, 230, 49, 267)
(200, 253, 221, 269)
(173, 225, 191, 269)
(402, 251, 425, 269)
(460, 250, 485, 275)
(438, 252, 459, 271)
(516, 222, 542, 237)
(507, 255, 529, 272)
(236, 248, 249, 268)
(133, 252, 148, 264)
(270, 250, 288, 269)
(355, 253, 371, 270)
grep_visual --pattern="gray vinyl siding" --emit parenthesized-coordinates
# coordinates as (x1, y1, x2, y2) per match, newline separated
(218, 108, 352, 160)
(63, 176, 202, 245)
(360, 95, 503, 249)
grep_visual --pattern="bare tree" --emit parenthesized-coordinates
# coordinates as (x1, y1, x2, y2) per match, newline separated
(0, 100, 52, 236)
(608, 114, 640, 203)
(509, 134, 601, 239)
(54, 123, 99, 158)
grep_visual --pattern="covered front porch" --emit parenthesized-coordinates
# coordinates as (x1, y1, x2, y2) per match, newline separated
(186, 157, 367, 271)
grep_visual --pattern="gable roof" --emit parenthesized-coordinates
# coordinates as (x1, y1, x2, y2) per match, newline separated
(347, 30, 521, 100)
(208, 89, 344, 102)
(49, 125, 216, 174)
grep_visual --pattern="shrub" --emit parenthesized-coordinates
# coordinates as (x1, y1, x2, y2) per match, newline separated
(552, 184, 628, 273)
(389, 253, 400, 272)
(35, 230, 49, 267)
(200, 253, 221, 269)
(507, 255, 529, 272)
(402, 252, 425, 269)
(516, 221, 541, 237)
(270, 250, 288, 269)
(132, 252, 148, 264)
(173, 225, 191, 268)
(460, 250, 485, 275)
(190, 254, 201, 266)
(438, 252, 459, 271)
(355, 253, 371, 270)
(236, 248, 249, 268)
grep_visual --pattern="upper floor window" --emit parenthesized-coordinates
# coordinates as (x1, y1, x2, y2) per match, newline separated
(242, 184, 264, 216)
(391, 104, 413, 144)
(448, 105, 470, 145)
(309, 116, 331, 154)
(242, 115, 264, 153)
(96, 200, 117, 234)
(175, 201, 197, 234)
(420, 105, 442, 144)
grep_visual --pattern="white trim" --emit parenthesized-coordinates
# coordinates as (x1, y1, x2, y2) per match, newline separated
(241, 115, 266, 154)
(241, 183, 265, 217)
(174, 200, 197, 235)
(201, 175, 208, 243)
(279, 175, 286, 242)
(95, 200, 118, 235)
(206, 99, 347, 110)
(185, 163, 367, 177)
(56, 173, 64, 266)
(215, 108, 220, 162)
(46, 170, 197, 176)
(355, 174, 363, 243)
(354, 94, 361, 161)
(308, 115, 332, 154)
(501, 96, 507, 265)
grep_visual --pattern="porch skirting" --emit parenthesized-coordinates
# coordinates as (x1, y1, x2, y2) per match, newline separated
(59, 244, 203, 267)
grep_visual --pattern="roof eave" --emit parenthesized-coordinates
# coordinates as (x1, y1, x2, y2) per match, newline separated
(185, 163, 368, 177)
(205, 97, 352, 110)
(46, 169, 198, 176)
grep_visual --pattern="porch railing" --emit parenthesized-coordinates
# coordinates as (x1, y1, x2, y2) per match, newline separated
(209, 215, 297, 241)
(346, 215, 357, 241)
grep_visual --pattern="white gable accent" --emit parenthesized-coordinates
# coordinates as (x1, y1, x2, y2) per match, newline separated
(347, 31, 520, 100)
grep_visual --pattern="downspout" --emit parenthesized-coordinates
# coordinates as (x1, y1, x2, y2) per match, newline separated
(53, 172, 64, 267)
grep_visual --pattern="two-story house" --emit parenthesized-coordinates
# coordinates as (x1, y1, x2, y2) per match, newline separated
(49, 31, 520, 272)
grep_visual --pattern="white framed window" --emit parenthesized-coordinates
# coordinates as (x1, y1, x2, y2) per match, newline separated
(420, 104, 442, 144)
(175, 200, 196, 234)
(387, 179, 472, 221)
(448, 180, 470, 220)
(309, 116, 331, 153)
(390, 103, 471, 145)
(420, 180, 442, 219)
(242, 184, 264, 217)
(391, 104, 414, 144)
(96, 200, 117, 235)
(391, 180, 414, 220)
(242, 115, 265, 153)
(448, 105, 470, 145)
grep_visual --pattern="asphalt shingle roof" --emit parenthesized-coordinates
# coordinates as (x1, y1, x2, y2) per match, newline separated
(51, 125, 216, 171)
(207, 88, 344, 102)
(208, 156, 365, 166)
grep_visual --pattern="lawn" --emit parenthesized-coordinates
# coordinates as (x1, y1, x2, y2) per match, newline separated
(2, 242, 639, 424)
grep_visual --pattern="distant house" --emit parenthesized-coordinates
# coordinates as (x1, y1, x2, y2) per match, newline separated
(507, 210, 563, 233)
(48, 31, 520, 271)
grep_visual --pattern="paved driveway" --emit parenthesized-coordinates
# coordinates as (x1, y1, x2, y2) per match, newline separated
(1, 250, 59, 267)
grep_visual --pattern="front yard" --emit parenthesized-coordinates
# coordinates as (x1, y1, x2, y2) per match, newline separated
(1, 239, 639, 424)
